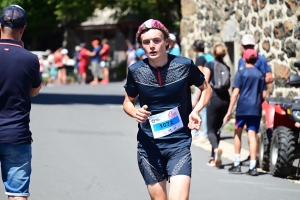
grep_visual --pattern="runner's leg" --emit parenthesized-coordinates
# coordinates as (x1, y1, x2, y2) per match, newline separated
(169, 175, 191, 200)
(147, 180, 168, 200)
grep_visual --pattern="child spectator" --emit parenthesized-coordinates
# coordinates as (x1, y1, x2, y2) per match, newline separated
(223, 49, 267, 176)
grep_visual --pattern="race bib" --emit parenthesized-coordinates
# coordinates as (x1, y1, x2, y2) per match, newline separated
(148, 107, 183, 139)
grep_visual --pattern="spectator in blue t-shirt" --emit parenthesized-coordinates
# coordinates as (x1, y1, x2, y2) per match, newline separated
(88, 39, 101, 85)
(238, 34, 273, 166)
(223, 49, 267, 176)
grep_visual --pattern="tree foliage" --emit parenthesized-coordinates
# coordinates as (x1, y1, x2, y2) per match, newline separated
(47, 0, 99, 25)
(0, 0, 181, 46)
(0, 0, 181, 32)
(99, 0, 181, 32)
(1, 0, 57, 36)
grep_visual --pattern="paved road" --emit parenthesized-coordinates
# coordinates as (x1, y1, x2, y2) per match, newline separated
(1, 82, 299, 200)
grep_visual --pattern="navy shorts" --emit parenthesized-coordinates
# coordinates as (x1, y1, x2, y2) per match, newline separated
(137, 146, 192, 185)
(235, 115, 261, 133)
(0, 144, 32, 197)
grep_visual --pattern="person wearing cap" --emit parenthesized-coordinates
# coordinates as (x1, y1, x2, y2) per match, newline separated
(61, 48, 70, 66)
(223, 49, 267, 176)
(87, 39, 102, 85)
(123, 19, 212, 199)
(239, 33, 274, 166)
(239, 34, 273, 84)
(167, 33, 181, 56)
(0, 4, 42, 199)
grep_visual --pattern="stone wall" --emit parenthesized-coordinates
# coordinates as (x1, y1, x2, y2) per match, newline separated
(180, 0, 300, 97)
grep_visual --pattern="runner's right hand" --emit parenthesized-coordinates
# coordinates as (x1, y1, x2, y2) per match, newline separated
(135, 105, 151, 123)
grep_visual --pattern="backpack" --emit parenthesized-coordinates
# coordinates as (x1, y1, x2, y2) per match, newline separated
(210, 61, 230, 92)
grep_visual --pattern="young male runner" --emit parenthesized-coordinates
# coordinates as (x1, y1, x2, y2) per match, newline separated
(123, 19, 212, 199)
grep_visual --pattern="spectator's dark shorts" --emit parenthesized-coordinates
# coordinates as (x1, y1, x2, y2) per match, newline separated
(137, 146, 192, 185)
(0, 144, 32, 197)
(235, 115, 261, 133)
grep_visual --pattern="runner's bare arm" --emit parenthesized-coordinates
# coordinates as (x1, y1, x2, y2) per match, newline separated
(188, 80, 212, 130)
(193, 80, 212, 113)
(191, 89, 201, 108)
(30, 83, 42, 97)
(192, 66, 210, 108)
(123, 93, 151, 123)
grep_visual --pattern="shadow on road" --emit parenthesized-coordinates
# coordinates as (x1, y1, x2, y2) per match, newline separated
(220, 136, 234, 140)
(31, 93, 125, 105)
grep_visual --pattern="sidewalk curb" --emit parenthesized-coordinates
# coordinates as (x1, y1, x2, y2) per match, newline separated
(192, 138, 249, 162)
(192, 137, 300, 185)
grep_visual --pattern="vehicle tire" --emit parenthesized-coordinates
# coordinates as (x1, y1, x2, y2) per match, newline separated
(259, 126, 272, 171)
(269, 126, 296, 178)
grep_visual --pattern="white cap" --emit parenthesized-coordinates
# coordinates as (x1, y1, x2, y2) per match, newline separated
(45, 49, 51, 55)
(61, 48, 68, 55)
(241, 34, 256, 45)
(169, 33, 176, 41)
(75, 46, 81, 51)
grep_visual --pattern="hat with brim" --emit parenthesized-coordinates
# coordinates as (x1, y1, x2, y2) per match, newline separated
(241, 34, 256, 46)
(0, 5, 27, 29)
(243, 49, 258, 60)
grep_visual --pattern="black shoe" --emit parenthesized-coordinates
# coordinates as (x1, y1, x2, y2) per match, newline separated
(245, 168, 258, 176)
(228, 165, 242, 173)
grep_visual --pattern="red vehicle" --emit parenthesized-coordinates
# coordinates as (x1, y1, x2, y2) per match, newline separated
(259, 62, 300, 178)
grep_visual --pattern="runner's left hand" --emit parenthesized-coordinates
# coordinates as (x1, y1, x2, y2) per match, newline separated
(188, 111, 202, 130)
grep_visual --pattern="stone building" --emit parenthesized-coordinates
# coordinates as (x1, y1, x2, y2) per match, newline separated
(180, 0, 300, 97)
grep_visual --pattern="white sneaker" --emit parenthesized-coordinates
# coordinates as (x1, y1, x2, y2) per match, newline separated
(214, 148, 223, 167)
